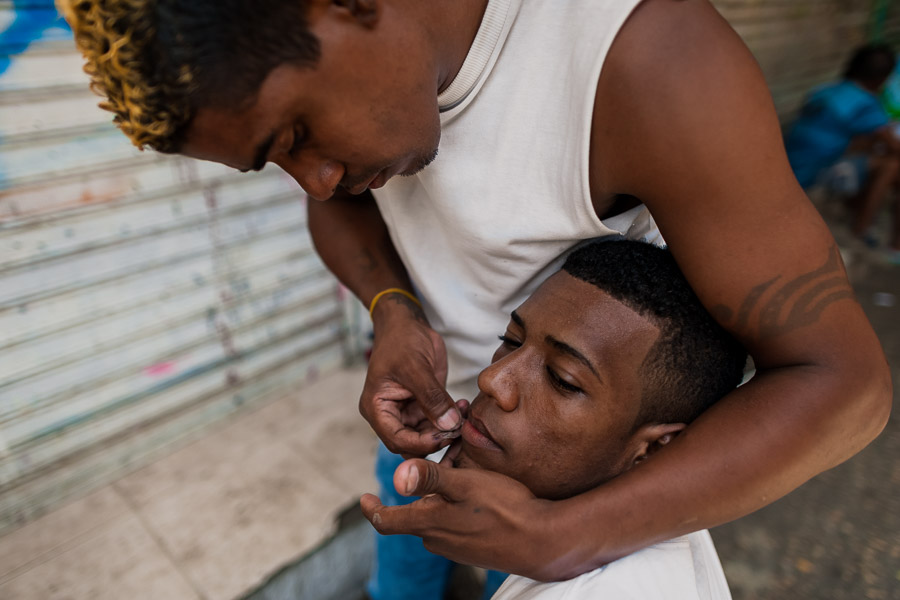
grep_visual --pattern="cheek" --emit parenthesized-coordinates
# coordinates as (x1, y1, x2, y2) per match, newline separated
(376, 86, 441, 148)
(524, 446, 620, 499)
(339, 104, 438, 165)
(514, 415, 624, 499)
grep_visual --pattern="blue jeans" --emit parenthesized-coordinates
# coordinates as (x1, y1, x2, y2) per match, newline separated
(367, 443, 508, 600)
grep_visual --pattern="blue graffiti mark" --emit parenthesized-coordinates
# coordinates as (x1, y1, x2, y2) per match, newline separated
(0, 1, 72, 76)
(0, 2, 73, 193)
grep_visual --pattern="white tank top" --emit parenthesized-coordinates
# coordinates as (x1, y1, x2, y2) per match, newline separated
(372, 0, 660, 398)
(491, 530, 732, 600)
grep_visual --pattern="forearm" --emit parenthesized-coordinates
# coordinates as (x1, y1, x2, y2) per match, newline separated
(310, 190, 459, 449)
(543, 361, 891, 581)
(307, 189, 412, 307)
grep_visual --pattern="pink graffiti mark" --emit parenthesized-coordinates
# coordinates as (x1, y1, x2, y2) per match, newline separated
(144, 361, 178, 377)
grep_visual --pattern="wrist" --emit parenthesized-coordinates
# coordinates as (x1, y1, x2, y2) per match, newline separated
(528, 495, 616, 582)
(369, 287, 421, 317)
(370, 288, 428, 333)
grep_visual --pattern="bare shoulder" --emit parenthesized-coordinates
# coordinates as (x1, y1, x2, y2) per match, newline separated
(587, 0, 876, 364)
(590, 0, 778, 202)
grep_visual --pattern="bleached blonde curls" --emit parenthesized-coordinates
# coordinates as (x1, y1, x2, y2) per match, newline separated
(57, 0, 193, 152)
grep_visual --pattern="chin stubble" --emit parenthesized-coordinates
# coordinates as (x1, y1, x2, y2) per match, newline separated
(401, 147, 439, 177)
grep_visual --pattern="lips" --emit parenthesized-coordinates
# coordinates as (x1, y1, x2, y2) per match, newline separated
(345, 173, 377, 195)
(369, 168, 388, 189)
(461, 413, 502, 451)
(342, 166, 389, 194)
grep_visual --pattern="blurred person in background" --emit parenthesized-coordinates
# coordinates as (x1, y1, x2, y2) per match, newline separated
(59, 0, 892, 597)
(785, 44, 900, 263)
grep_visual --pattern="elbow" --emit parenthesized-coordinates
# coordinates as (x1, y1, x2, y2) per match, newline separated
(807, 340, 893, 464)
(868, 362, 893, 439)
(848, 355, 893, 448)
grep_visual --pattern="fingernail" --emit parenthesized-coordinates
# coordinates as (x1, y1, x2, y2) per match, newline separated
(404, 466, 419, 495)
(437, 409, 461, 431)
(433, 429, 461, 441)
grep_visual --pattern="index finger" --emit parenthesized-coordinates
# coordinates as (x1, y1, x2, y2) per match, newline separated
(403, 372, 461, 432)
(367, 398, 466, 456)
(360, 492, 449, 537)
(384, 426, 454, 457)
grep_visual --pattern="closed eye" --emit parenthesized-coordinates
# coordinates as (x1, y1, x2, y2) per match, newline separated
(546, 366, 583, 394)
(498, 334, 521, 349)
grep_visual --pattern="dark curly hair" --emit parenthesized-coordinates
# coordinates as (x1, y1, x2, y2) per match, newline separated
(58, 0, 319, 152)
(562, 239, 747, 427)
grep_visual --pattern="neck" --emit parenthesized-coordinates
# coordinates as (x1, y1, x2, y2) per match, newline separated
(417, 0, 489, 93)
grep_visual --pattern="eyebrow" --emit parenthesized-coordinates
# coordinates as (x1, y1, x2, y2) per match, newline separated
(241, 132, 276, 173)
(546, 336, 601, 381)
(510, 310, 602, 382)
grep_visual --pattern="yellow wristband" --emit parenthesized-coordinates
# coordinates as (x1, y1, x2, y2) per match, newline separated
(368, 287, 422, 319)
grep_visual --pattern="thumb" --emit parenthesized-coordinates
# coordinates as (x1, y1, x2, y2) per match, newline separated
(409, 371, 461, 432)
(394, 458, 472, 501)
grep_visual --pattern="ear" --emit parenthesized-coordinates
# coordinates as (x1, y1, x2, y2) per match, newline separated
(331, 0, 380, 28)
(626, 422, 686, 469)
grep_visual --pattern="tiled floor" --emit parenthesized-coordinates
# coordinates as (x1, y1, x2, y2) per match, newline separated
(0, 366, 376, 600)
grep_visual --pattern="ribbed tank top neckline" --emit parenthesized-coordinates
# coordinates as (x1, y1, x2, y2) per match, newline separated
(437, 0, 521, 112)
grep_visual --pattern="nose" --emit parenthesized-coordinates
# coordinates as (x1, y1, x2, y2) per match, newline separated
(281, 153, 344, 201)
(477, 353, 520, 412)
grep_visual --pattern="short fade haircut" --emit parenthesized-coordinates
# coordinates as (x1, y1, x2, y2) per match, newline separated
(57, 0, 319, 153)
(561, 240, 747, 427)
(843, 44, 897, 86)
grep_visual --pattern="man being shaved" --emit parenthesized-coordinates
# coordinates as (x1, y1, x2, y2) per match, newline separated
(367, 239, 746, 598)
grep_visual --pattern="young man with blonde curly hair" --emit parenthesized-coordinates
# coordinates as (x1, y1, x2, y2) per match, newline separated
(59, 1, 891, 599)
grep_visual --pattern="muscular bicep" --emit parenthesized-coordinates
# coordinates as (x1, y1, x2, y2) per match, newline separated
(592, 0, 876, 367)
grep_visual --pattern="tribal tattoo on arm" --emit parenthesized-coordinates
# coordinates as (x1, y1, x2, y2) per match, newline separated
(711, 244, 857, 340)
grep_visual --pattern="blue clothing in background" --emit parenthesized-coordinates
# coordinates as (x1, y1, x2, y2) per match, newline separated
(785, 80, 890, 188)
(367, 443, 508, 600)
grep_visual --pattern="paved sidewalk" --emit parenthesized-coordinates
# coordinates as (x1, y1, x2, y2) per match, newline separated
(0, 366, 375, 600)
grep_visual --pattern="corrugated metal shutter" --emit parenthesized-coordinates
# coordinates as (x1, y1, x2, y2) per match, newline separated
(0, 2, 351, 534)
(880, 0, 900, 46)
(713, 0, 875, 123)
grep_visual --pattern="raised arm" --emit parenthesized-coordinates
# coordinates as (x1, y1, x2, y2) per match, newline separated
(361, 0, 891, 580)
(308, 190, 462, 455)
